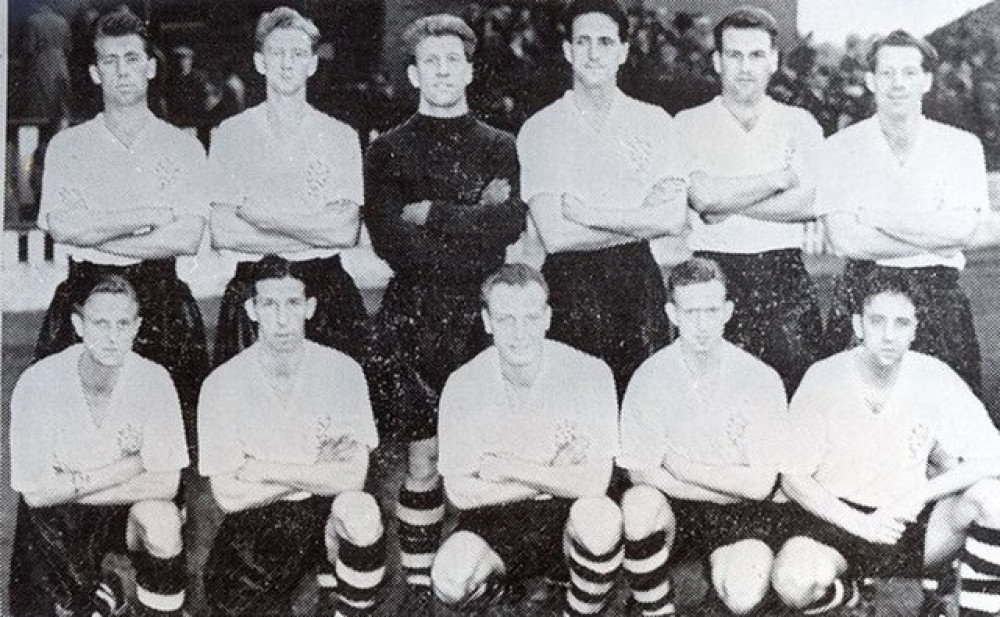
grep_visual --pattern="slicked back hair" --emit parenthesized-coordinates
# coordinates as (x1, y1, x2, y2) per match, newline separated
(561, 0, 628, 43)
(255, 6, 321, 52)
(481, 263, 550, 310)
(402, 14, 477, 63)
(713, 6, 779, 50)
(866, 30, 939, 73)
(667, 257, 729, 302)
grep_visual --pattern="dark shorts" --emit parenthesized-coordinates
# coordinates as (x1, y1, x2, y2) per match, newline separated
(204, 496, 332, 617)
(785, 500, 932, 579)
(213, 255, 368, 366)
(669, 499, 795, 564)
(22, 502, 131, 613)
(364, 276, 488, 443)
(694, 249, 823, 395)
(34, 258, 209, 459)
(825, 260, 982, 400)
(455, 498, 574, 582)
(543, 242, 672, 400)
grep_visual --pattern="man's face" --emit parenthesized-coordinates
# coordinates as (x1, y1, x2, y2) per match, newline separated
(245, 277, 316, 354)
(713, 27, 777, 103)
(71, 293, 141, 367)
(254, 27, 317, 97)
(866, 45, 932, 119)
(407, 35, 473, 111)
(563, 12, 628, 88)
(666, 280, 733, 354)
(852, 292, 917, 368)
(89, 35, 156, 108)
(482, 282, 551, 369)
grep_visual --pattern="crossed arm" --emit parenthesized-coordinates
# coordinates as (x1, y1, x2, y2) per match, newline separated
(210, 198, 362, 251)
(47, 201, 206, 258)
(626, 447, 777, 505)
(22, 455, 180, 508)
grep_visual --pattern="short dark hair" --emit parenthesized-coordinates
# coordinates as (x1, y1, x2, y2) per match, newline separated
(866, 30, 939, 73)
(481, 263, 550, 309)
(250, 255, 310, 297)
(403, 14, 477, 63)
(857, 269, 917, 316)
(561, 0, 629, 43)
(74, 274, 139, 316)
(713, 6, 779, 51)
(255, 6, 321, 52)
(91, 7, 154, 62)
(667, 257, 728, 302)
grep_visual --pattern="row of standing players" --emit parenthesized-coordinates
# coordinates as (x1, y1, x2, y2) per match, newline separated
(9, 0, 1000, 615)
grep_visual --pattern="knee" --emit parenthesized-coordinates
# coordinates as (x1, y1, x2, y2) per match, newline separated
(131, 500, 183, 558)
(331, 491, 383, 547)
(963, 478, 1000, 526)
(568, 497, 622, 555)
(407, 439, 440, 484)
(621, 485, 673, 540)
(431, 531, 496, 606)
(771, 538, 837, 609)
(713, 541, 773, 615)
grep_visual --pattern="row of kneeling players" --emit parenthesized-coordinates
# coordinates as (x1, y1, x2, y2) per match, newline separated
(11, 258, 1000, 616)
(10, 0, 1000, 614)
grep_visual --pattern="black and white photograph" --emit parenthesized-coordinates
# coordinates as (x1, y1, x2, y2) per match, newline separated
(4, 1, 1000, 615)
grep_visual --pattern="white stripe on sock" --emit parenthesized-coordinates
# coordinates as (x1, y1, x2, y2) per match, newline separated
(136, 586, 184, 611)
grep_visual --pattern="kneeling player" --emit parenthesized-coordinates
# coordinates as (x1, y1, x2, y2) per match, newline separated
(432, 264, 622, 615)
(773, 271, 1000, 616)
(618, 258, 792, 615)
(198, 256, 384, 616)
(10, 275, 188, 616)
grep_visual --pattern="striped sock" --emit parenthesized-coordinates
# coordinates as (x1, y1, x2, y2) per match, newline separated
(624, 530, 675, 616)
(132, 552, 185, 617)
(802, 578, 859, 615)
(564, 537, 623, 615)
(397, 481, 445, 587)
(333, 535, 386, 616)
(959, 523, 1000, 617)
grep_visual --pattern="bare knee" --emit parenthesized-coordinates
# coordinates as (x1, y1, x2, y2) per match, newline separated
(711, 540, 773, 615)
(621, 485, 673, 541)
(331, 491, 383, 548)
(431, 531, 501, 606)
(771, 537, 840, 610)
(407, 438, 440, 487)
(962, 478, 1000, 527)
(130, 500, 183, 558)
(568, 497, 622, 555)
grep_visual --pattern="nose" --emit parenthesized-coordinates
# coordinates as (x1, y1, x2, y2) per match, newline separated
(114, 58, 127, 77)
(586, 41, 599, 61)
(276, 305, 289, 326)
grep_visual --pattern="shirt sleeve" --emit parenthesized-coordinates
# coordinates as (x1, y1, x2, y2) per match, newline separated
(197, 369, 244, 477)
(517, 116, 561, 203)
(782, 365, 830, 476)
(583, 360, 620, 463)
(170, 133, 210, 218)
(673, 111, 705, 175)
(36, 130, 74, 231)
(745, 368, 792, 469)
(934, 366, 1000, 460)
(437, 371, 480, 478)
(9, 369, 54, 494)
(139, 365, 190, 473)
(206, 121, 247, 207)
(336, 359, 379, 451)
(651, 111, 694, 183)
(814, 136, 852, 217)
(618, 364, 668, 471)
(793, 111, 826, 196)
(951, 133, 990, 213)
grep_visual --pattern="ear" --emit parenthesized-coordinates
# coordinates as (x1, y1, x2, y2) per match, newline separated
(407, 63, 420, 89)
(89, 64, 101, 85)
(616, 41, 630, 67)
(481, 308, 493, 336)
(253, 51, 266, 76)
(920, 70, 933, 95)
(563, 39, 573, 64)
(767, 49, 779, 74)
(71, 312, 85, 338)
(665, 302, 678, 328)
(244, 298, 259, 323)
(307, 54, 319, 78)
(145, 57, 157, 80)
(721, 300, 735, 325)
(463, 58, 474, 87)
(304, 297, 317, 320)
(864, 71, 876, 94)
(852, 314, 864, 341)
(541, 305, 552, 334)
(712, 50, 722, 74)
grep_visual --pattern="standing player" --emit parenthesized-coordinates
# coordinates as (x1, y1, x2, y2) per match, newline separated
(363, 14, 527, 591)
(821, 30, 993, 398)
(773, 272, 1000, 616)
(517, 0, 690, 399)
(15, 8, 209, 612)
(199, 256, 385, 616)
(619, 258, 791, 615)
(208, 7, 367, 365)
(11, 276, 188, 617)
(674, 7, 825, 395)
(432, 264, 622, 616)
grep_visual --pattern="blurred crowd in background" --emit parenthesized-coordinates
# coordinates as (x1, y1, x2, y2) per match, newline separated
(10, 0, 1000, 170)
